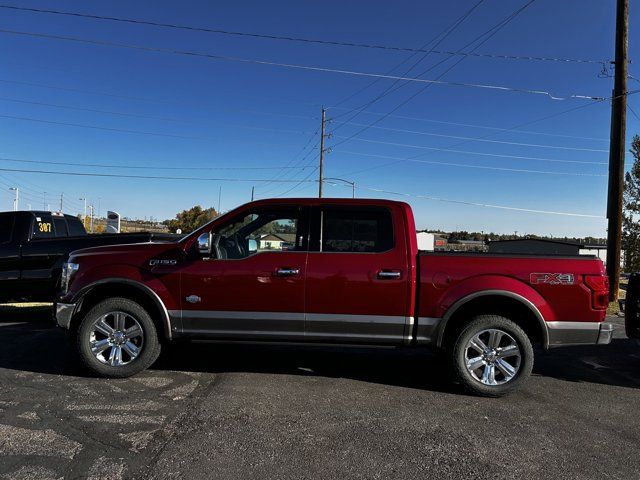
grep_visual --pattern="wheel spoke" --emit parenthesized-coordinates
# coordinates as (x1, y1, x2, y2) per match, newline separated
(91, 339, 111, 355)
(124, 325, 142, 340)
(109, 345, 123, 366)
(496, 359, 517, 379)
(469, 335, 488, 354)
(497, 344, 520, 359)
(488, 330, 504, 349)
(114, 312, 126, 331)
(95, 319, 114, 336)
(122, 341, 140, 359)
(481, 364, 497, 385)
(466, 356, 485, 372)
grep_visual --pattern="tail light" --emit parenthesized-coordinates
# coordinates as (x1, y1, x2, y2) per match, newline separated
(584, 274, 609, 310)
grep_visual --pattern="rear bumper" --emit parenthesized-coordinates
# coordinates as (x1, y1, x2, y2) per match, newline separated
(55, 302, 76, 330)
(546, 321, 613, 347)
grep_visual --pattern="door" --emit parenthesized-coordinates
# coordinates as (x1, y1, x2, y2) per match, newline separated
(0, 212, 20, 302)
(305, 205, 411, 344)
(179, 205, 309, 340)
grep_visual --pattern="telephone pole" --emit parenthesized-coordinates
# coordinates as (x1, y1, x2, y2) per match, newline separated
(59, 192, 64, 213)
(318, 107, 327, 198)
(606, 0, 629, 301)
(251, 186, 255, 201)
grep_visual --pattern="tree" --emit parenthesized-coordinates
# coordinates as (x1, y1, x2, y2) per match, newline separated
(623, 135, 640, 272)
(164, 205, 218, 233)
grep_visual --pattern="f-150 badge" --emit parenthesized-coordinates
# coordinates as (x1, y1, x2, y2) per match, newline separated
(149, 259, 177, 266)
(529, 273, 574, 285)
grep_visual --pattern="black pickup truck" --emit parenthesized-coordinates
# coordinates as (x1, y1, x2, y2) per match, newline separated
(0, 210, 178, 303)
(625, 273, 639, 342)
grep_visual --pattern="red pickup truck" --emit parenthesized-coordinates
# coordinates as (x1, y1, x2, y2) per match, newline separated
(55, 198, 613, 396)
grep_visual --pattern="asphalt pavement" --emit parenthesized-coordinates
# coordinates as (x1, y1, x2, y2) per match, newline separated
(0, 307, 638, 480)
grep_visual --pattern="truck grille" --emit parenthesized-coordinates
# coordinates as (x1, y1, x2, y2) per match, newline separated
(625, 273, 640, 340)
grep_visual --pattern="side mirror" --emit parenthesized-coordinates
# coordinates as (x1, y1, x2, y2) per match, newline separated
(198, 232, 212, 256)
(248, 238, 258, 254)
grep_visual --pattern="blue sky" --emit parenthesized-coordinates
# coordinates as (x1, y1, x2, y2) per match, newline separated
(1, 0, 638, 236)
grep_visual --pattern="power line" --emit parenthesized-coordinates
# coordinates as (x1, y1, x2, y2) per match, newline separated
(0, 113, 313, 140)
(334, 152, 606, 177)
(0, 29, 605, 102)
(333, 135, 609, 156)
(355, 184, 604, 218)
(331, 0, 485, 109)
(0, 166, 319, 183)
(339, 149, 607, 167)
(0, 96, 318, 124)
(629, 104, 640, 121)
(328, 107, 611, 142)
(335, 122, 609, 152)
(328, 0, 542, 149)
(0, 156, 317, 171)
(0, 4, 607, 66)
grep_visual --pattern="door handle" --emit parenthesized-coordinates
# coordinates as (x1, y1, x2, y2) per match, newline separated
(377, 270, 402, 280)
(275, 267, 300, 277)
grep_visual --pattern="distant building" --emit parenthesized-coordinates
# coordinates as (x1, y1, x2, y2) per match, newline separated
(416, 232, 447, 251)
(257, 233, 296, 250)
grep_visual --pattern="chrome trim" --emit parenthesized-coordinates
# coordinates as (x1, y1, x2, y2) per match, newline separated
(403, 315, 415, 345)
(74, 279, 174, 340)
(306, 313, 406, 324)
(181, 310, 305, 321)
(597, 323, 614, 345)
(55, 302, 76, 329)
(546, 321, 605, 347)
(415, 317, 442, 344)
(435, 290, 549, 348)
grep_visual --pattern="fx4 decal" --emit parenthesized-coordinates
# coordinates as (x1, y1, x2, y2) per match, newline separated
(530, 273, 575, 285)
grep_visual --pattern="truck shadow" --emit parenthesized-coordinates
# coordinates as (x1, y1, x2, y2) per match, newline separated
(1, 318, 639, 392)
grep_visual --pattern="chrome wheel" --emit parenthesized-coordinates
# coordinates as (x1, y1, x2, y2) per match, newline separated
(464, 328, 521, 386)
(89, 311, 144, 367)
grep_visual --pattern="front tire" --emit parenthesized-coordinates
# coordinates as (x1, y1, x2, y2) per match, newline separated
(449, 315, 533, 397)
(76, 297, 161, 378)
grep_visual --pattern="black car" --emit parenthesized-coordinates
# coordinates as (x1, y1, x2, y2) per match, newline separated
(0, 210, 177, 303)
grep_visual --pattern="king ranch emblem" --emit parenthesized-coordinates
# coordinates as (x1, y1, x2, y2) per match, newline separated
(529, 273, 575, 285)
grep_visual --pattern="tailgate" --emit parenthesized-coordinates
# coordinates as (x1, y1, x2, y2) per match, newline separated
(625, 273, 640, 339)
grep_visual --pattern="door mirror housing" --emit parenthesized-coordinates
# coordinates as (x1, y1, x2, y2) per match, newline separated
(197, 232, 212, 256)
(248, 238, 258, 254)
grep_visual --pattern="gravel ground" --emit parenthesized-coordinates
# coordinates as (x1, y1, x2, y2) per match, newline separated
(0, 308, 638, 480)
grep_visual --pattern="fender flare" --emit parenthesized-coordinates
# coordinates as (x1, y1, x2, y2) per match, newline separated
(435, 290, 549, 349)
(73, 278, 173, 339)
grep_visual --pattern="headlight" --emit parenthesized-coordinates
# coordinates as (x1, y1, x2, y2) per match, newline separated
(61, 262, 79, 294)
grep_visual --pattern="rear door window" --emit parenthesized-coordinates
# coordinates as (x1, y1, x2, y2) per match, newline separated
(320, 208, 394, 253)
(53, 217, 68, 237)
(31, 214, 55, 239)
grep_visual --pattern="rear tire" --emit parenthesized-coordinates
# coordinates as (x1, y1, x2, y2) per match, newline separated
(76, 297, 161, 378)
(448, 315, 533, 397)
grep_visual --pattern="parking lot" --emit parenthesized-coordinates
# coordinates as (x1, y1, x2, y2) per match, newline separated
(0, 306, 638, 480)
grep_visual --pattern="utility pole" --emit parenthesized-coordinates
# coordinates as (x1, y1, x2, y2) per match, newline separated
(251, 186, 255, 202)
(319, 107, 327, 198)
(217, 186, 222, 213)
(79, 197, 87, 227)
(89, 205, 94, 233)
(606, 0, 629, 302)
(9, 187, 18, 211)
(43, 192, 47, 211)
(59, 192, 64, 213)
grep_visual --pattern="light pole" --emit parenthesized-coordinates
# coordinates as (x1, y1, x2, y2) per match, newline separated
(9, 187, 18, 211)
(324, 177, 356, 198)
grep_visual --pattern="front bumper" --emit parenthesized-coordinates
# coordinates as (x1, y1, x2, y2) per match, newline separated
(55, 302, 76, 330)
(546, 321, 614, 347)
